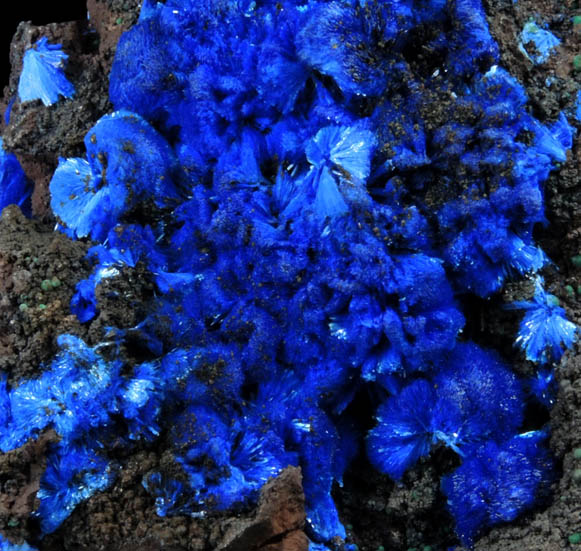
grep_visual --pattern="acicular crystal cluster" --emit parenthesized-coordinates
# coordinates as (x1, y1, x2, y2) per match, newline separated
(17, 38, 74, 107)
(0, 0, 578, 549)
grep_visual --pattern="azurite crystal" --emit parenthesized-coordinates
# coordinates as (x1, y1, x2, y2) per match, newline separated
(50, 110, 178, 241)
(0, 138, 32, 217)
(507, 276, 578, 364)
(0, 0, 577, 549)
(17, 37, 74, 107)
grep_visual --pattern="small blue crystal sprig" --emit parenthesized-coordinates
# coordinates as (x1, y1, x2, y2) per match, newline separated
(17, 37, 74, 107)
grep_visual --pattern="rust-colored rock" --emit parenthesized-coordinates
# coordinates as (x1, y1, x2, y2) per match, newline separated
(0, 205, 91, 385)
(217, 467, 308, 551)
(262, 530, 310, 551)
(0, 430, 60, 544)
(87, 0, 141, 72)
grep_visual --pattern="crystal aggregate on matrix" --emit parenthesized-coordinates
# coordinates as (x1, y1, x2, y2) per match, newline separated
(0, 0, 578, 549)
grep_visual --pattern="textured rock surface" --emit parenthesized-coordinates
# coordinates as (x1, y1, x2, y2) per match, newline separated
(0, 0, 579, 550)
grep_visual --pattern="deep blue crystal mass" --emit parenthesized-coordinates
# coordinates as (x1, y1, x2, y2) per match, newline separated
(0, 0, 578, 549)
(0, 139, 32, 217)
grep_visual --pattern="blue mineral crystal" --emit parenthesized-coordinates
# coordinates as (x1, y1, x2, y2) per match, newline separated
(508, 277, 578, 364)
(34, 442, 115, 535)
(519, 21, 561, 65)
(17, 38, 74, 106)
(142, 472, 198, 517)
(50, 110, 179, 240)
(441, 430, 553, 546)
(0, 534, 37, 551)
(367, 343, 524, 479)
(2, 0, 578, 548)
(0, 139, 32, 216)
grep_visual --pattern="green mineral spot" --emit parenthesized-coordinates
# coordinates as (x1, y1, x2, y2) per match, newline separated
(572, 255, 581, 268)
(572, 256, 581, 268)
(346, 524, 353, 531)
(577, 286, 581, 296)
(377, 547, 385, 551)
(566, 285, 575, 298)
(573, 468, 581, 481)
(574, 448, 581, 459)
(569, 533, 581, 544)
(38, 303, 47, 310)
(7, 518, 19, 527)
(50, 276, 61, 288)
(574, 16, 581, 25)
(19, 303, 28, 312)
(41, 279, 53, 291)
(548, 295, 560, 307)
(116, 17, 124, 25)
(575, 55, 581, 71)
(423, 546, 432, 551)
